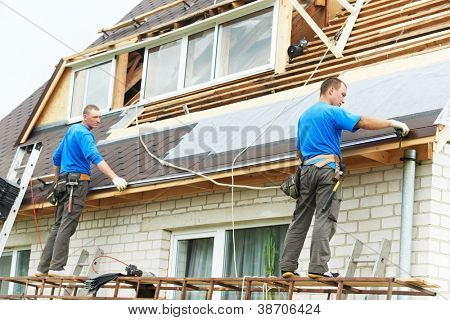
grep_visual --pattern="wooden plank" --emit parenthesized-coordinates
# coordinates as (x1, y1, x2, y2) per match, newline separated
(98, 0, 186, 34)
(289, 0, 342, 57)
(335, 0, 355, 13)
(274, 0, 293, 74)
(112, 53, 129, 109)
(335, 0, 365, 55)
(360, 151, 390, 164)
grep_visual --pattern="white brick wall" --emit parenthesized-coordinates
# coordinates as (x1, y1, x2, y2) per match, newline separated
(5, 145, 450, 300)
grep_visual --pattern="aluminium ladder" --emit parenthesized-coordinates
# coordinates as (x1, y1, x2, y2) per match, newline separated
(0, 143, 42, 257)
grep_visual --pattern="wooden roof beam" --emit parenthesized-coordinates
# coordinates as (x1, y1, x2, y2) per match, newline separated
(289, 0, 343, 58)
(334, 0, 365, 54)
(336, 0, 355, 13)
(97, 0, 186, 34)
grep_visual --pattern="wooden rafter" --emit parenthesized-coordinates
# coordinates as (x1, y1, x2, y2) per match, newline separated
(334, 0, 365, 54)
(336, 0, 355, 13)
(289, 0, 342, 57)
(98, 0, 187, 34)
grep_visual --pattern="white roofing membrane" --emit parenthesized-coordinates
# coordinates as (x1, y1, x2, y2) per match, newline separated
(161, 53, 450, 160)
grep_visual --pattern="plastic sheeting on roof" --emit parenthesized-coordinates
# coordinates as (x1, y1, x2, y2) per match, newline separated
(164, 58, 450, 160)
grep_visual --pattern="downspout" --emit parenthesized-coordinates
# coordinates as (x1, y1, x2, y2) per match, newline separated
(398, 149, 417, 299)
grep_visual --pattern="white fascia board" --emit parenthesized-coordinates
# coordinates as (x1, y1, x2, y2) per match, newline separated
(65, 0, 275, 69)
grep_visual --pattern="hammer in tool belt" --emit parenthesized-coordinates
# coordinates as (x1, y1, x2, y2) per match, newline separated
(322, 169, 344, 212)
(66, 175, 78, 213)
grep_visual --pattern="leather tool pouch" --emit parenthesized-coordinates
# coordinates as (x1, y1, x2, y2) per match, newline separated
(280, 166, 301, 199)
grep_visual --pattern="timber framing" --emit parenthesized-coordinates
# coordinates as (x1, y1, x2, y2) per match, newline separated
(133, 0, 450, 125)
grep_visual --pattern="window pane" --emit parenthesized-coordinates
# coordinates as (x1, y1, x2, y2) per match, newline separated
(175, 237, 213, 299)
(144, 40, 182, 98)
(217, 9, 273, 77)
(0, 254, 12, 295)
(185, 29, 214, 88)
(223, 225, 288, 299)
(13, 250, 31, 295)
(71, 61, 112, 118)
(85, 61, 112, 110)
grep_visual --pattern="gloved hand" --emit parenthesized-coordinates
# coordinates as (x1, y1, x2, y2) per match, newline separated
(112, 176, 128, 191)
(389, 120, 410, 137)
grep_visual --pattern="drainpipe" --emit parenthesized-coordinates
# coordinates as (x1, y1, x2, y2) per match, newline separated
(398, 149, 417, 299)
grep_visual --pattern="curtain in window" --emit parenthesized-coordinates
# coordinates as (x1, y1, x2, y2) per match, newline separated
(175, 237, 214, 299)
(223, 224, 288, 299)
(13, 250, 31, 295)
(217, 8, 273, 77)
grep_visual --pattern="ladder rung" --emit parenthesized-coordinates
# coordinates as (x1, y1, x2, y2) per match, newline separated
(353, 258, 377, 263)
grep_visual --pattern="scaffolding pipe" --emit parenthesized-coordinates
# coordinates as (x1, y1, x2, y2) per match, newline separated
(398, 149, 417, 299)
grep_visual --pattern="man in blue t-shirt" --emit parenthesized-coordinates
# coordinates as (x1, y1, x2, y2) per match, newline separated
(280, 78, 409, 279)
(36, 105, 128, 277)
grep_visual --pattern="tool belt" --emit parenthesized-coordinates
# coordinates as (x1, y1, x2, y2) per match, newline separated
(46, 173, 90, 205)
(303, 154, 346, 181)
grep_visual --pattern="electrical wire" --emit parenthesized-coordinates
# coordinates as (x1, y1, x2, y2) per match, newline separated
(91, 254, 129, 274)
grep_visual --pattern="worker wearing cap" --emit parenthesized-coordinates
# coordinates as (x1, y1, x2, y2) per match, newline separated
(280, 78, 409, 279)
(35, 104, 128, 277)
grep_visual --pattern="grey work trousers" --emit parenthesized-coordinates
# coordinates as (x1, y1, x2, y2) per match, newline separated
(280, 165, 342, 274)
(37, 180, 89, 272)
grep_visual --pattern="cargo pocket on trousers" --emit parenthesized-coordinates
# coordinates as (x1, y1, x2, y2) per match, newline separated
(328, 187, 342, 223)
(71, 182, 89, 207)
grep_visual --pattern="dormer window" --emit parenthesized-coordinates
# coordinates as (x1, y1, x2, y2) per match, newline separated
(69, 60, 115, 119)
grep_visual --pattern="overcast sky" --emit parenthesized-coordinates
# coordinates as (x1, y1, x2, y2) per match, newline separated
(0, 0, 142, 122)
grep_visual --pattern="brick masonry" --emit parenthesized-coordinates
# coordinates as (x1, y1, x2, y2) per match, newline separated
(6, 145, 450, 299)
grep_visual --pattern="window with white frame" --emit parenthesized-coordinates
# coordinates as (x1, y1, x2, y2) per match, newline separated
(170, 223, 287, 300)
(174, 237, 214, 300)
(144, 40, 182, 98)
(184, 28, 215, 88)
(142, 7, 275, 100)
(216, 8, 273, 78)
(70, 60, 114, 118)
(0, 249, 31, 295)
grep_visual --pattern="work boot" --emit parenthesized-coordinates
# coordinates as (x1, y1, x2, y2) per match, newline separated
(281, 271, 300, 279)
(33, 270, 47, 277)
(48, 269, 71, 277)
(308, 271, 340, 279)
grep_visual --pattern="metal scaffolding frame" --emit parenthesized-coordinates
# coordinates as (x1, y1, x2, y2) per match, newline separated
(0, 276, 438, 300)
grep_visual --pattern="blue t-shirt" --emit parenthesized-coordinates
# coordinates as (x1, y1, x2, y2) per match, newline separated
(297, 102, 361, 168)
(53, 123, 103, 175)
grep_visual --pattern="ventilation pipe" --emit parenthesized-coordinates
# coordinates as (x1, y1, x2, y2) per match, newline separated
(398, 149, 417, 299)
